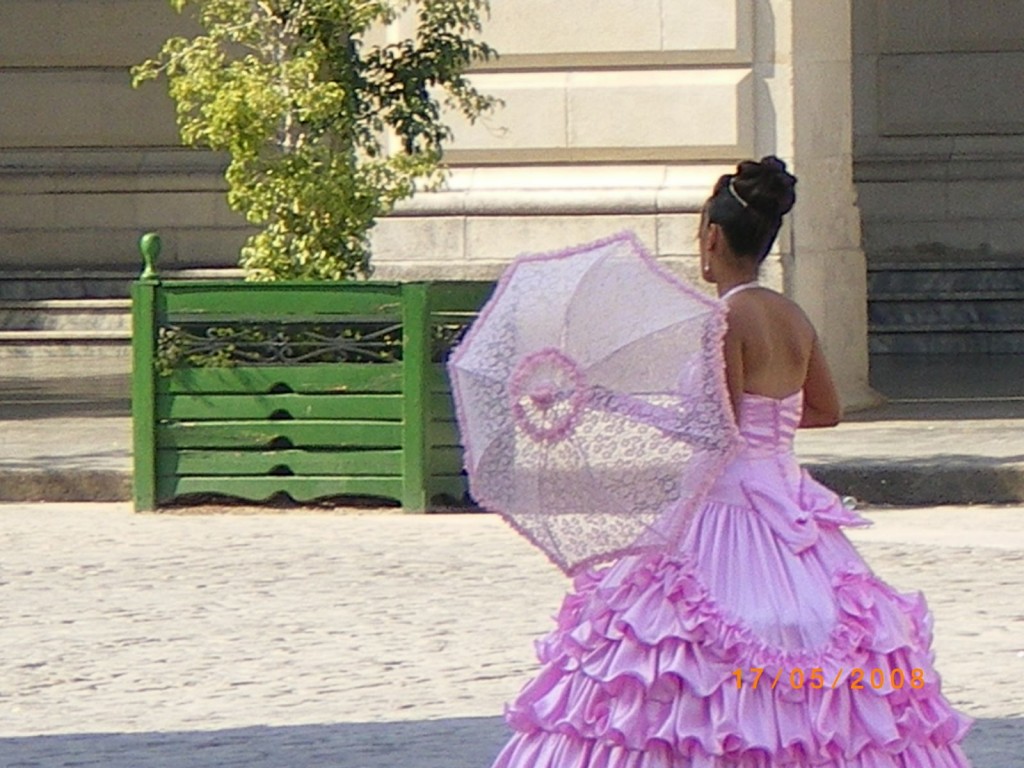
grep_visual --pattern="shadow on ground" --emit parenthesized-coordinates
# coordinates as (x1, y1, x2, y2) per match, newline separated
(2, 715, 1018, 767)
(2, 717, 509, 768)
(806, 455, 1024, 505)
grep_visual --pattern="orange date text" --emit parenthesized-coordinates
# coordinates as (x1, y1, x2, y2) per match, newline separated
(732, 667, 925, 691)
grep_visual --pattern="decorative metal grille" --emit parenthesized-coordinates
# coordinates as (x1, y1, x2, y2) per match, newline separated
(156, 318, 473, 373)
(432, 320, 473, 363)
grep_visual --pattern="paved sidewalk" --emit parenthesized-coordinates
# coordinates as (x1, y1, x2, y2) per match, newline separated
(1, 503, 1021, 767)
(3, 354, 1024, 505)
(0, 507, 1019, 765)
(0, 357, 131, 502)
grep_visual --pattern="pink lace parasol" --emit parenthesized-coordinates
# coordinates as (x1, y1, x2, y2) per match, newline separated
(447, 231, 741, 575)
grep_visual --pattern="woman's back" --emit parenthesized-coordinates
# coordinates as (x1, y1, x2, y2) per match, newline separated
(721, 286, 840, 427)
(725, 287, 813, 397)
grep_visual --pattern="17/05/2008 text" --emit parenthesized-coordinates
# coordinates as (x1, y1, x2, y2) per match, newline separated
(733, 667, 925, 691)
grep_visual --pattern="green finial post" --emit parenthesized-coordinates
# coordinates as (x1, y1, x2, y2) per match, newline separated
(139, 232, 161, 280)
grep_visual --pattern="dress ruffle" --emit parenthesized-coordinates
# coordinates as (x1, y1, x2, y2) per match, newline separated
(493, 532, 971, 767)
(490, 393, 972, 767)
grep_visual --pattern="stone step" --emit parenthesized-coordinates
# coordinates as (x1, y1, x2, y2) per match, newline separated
(0, 271, 135, 301)
(0, 330, 131, 342)
(870, 331, 1024, 355)
(0, 329, 131, 359)
(867, 258, 1024, 354)
(867, 257, 1024, 295)
(867, 258, 1024, 269)
(0, 299, 132, 331)
(870, 322, 1024, 334)
(869, 299, 1024, 327)
(870, 290, 1024, 301)
(869, 269, 1024, 294)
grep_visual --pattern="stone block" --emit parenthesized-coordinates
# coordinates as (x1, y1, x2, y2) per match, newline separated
(795, 61, 853, 158)
(0, 228, 145, 269)
(863, 218, 1024, 256)
(395, 0, 751, 69)
(851, 52, 879, 143)
(876, 0, 949, 54)
(654, 214, 702, 261)
(655, 257, 709, 293)
(789, 157, 864, 252)
(481, 0, 663, 56)
(0, 0, 193, 67)
(444, 73, 569, 152)
(793, 0, 853, 63)
(877, 0, 1024, 54)
(445, 69, 753, 163)
(463, 216, 658, 264)
(0, 194, 58, 230)
(855, 180, 948, 222)
(169, 228, 249, 268)
(371, 260, 507, 282)
(138, 191, 240, 229)
(0, 70, 179, 148)
(663, 0, 752, 56)
(369, 216, 467, 264)
(567, 70, 752, 151)
(878, 52, 1024, 136)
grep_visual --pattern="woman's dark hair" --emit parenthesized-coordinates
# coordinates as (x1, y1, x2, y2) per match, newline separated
(705, 155, 797, 263)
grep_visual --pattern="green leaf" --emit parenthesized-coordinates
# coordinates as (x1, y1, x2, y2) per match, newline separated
(135, 0, 499, 281)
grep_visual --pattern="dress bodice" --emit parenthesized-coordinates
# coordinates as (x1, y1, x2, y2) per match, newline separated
(736, 391, 803, 456)
(703, 387, 864, 549)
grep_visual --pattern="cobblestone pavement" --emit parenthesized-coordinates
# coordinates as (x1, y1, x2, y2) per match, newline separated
(1, 504, 1022, 767)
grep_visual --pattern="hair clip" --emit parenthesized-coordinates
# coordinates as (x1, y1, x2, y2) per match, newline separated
(727, 178, 749, 208)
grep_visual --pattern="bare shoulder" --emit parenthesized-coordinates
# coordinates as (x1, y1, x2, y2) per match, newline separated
(726, 288, 813, 337)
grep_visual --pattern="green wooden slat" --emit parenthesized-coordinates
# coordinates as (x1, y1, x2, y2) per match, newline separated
(426, 446, 464, 475)
(164, 476, 405, 503)
(426, 419, 460, 447)
(157, 393, 403, 421)
(160, 282, 403, 318)
(431, 428, 459, 453)
(425, 476, 472, 506)
(159, 448, 403, 476)
(157, 364, 404, 395)
(401, 283, 430, 511)
(131, 280, 158, 511)
(427, 281, 495, 312)
(430, 311, 478, 325)
(429, 392, 455, 418)
(158, 421, 403, 449)
(426, 363, 453, 392)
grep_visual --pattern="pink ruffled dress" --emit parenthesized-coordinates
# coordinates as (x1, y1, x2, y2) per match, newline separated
(490, 392, 974, 767)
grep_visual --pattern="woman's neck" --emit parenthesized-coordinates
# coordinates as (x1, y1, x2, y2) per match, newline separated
(715, 272, 759, 298)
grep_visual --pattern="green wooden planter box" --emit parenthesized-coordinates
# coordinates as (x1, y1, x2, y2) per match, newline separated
(131, 245, 493, 511)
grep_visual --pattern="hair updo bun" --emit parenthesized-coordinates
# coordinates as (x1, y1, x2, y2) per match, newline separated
(705, 155, 798, 263)
(731, 156, 797, 219)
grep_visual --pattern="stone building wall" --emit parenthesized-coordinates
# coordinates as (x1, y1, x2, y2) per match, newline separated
(0, 1, 241, 270)
(0, 1, 776, 278)
(0, 0, 875, 404)
(373, 0, 773, 288)
(853, 0, 1024, 260)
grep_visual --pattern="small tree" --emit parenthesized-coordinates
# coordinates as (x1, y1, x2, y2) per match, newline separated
(133, 0, 498, 280)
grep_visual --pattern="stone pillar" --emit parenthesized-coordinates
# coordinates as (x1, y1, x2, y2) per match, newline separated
(776, 1, 879, 409)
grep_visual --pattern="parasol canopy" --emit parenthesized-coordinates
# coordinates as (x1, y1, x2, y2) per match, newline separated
(447, 231, 740, 575)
